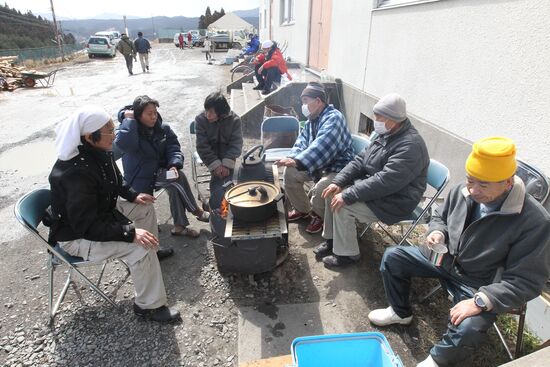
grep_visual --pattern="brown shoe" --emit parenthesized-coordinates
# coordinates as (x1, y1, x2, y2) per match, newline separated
(306, 214, 323, 234)
(170, 226, 200, 238)
(288, 209, 310, 222)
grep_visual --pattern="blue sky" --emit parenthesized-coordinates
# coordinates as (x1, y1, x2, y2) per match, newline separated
(7, 0, 260, 19)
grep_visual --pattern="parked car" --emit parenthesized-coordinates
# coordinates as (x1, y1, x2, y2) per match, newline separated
(95, 31, 120, 46)
(86, 36, 116, 58)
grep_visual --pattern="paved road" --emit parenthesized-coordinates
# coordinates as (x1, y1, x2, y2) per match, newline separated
(0, 44, 230, 242)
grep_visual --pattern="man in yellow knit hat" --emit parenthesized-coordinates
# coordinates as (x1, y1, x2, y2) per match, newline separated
(368, 137, 550, 367)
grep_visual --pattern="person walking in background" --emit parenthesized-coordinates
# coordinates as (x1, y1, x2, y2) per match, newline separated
(204, 36, 212, 64)
(116, 33, 136, 76)
(187, 32, 192, 48)
(178, 33, 184, 50)
(134, 31, 151, 73)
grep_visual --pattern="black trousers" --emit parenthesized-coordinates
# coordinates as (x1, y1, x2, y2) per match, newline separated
(123, 54, 133, 74)
(255, 65, 281, 91)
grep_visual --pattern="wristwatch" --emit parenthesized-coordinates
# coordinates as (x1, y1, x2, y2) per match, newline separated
(474, 293, 488, 311)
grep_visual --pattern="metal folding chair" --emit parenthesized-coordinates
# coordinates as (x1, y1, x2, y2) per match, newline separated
(261, 116, 300, 162)
(189, 120, 211, 202)
(360, 158, 450, 246)
(351, 133, 371, 156)
(14, 188, 122, 324)
(421, 158, 550, 360)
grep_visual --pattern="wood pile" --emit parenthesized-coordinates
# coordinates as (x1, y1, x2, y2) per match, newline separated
(0, 56, 30, 91)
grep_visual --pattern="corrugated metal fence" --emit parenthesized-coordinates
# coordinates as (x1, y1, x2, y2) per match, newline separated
(0, 44, 84, 62)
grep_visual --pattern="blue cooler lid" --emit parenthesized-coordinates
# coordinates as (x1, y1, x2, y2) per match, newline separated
(291, 332, 403, 367)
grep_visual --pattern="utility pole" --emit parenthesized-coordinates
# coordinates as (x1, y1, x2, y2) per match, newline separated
(49, 0, 64, 60)
(123, 16, 129, 36)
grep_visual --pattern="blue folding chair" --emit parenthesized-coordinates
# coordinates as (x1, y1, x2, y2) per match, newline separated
(261, 116, 300, 162)
(360, 159, 450, 246)
(14, 188, 121, 324)
(351, 134, 371, 155)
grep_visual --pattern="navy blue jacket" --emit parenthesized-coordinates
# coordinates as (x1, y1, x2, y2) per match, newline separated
(115, 110, 183, 194)
(134, 36, 151, 53)
(243, 36, 259, 54)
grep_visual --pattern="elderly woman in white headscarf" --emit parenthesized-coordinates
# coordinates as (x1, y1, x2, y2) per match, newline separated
(48, 105, 180, 323)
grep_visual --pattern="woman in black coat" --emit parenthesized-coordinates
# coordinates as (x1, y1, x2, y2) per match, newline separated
(115, 96, 209, 238)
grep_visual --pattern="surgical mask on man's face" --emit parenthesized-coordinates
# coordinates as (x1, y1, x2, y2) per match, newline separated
(373, 120, 390, 135)
(302, 103, 312, 118)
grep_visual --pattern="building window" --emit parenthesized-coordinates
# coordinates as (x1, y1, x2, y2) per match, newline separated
(377, 0, 440, 8)
(280, 0, 294, 25)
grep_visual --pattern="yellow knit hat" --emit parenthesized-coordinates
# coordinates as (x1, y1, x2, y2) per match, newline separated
(465, 137, 517, 182)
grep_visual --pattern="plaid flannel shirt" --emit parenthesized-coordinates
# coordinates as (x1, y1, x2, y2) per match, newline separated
(289, 105, 354, 175)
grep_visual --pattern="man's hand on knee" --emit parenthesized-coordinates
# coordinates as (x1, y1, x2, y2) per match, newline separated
(134, 228, 159, 250)
(330, 193, 346, 213)
(450, 299, 481, 326)
(322, 183, 342, 199)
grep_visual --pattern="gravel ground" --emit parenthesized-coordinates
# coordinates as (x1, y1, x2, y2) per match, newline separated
(0, 45, 516, 366)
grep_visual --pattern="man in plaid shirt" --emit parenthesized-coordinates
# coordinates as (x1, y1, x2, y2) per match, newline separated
(276, 82, 354, 233)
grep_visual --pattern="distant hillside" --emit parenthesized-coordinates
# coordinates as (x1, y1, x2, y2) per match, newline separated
(0, 4, 76, 49)
(60, 11, 259, 41)
(234, 8, 260, 18)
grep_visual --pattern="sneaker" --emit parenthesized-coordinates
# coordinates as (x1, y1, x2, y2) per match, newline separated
(287, 209, 310, 222)
(322, 254, 360, 267)
(313, 240, 333, 259)
(146, 66, 149, 71)
(133, 304, 181, 323)
(252, 85, 264, 90)
(261, 89, 271, 95)
(417, 355, 439, 367)
(306, 214, 323, 234)
(368, 306, 413, 326)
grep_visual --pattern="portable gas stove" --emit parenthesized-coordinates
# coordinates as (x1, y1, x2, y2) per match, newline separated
(210, 164, 288, 274)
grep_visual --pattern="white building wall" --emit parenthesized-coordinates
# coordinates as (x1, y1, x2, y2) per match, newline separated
(364, 0, 550, 174)
(267, 0, 311, 65)
(327, 1, 374, 90)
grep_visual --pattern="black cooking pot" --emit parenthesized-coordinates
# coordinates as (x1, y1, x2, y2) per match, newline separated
(238, 145, 268, 182)
(224, 181, 283, 222)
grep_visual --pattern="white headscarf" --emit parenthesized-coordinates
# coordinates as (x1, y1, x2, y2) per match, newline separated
(55, 105, 111, 161)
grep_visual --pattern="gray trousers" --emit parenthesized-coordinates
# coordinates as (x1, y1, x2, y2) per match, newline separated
(283, 167, 335, 217)
(138, 52, 149, 71)
(322, 200, 379, 257)
(59, 201, 167, 309)
(380, 246, 497, 366)
(157, 170, 199, 227)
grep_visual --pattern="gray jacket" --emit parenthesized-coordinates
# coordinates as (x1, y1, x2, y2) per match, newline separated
(429, 178, 550, 313)
(195, 111, 243, 171)
(333, 119, 429, 224)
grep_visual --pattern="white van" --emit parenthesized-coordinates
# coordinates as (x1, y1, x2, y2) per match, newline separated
(95, 31, 121, 45)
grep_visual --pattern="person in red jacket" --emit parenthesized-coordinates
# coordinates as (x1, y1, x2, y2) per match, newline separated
(253, 40, 292, 95)
(187, 32, 193, 48)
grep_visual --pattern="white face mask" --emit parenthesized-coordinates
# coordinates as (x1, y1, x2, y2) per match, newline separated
(373, 120, 390, 135)
(301, 103, 311, 118)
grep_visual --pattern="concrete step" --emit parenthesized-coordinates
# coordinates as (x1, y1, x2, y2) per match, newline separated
(242, 82, 262, 112)
(230, 88, 247, 117)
